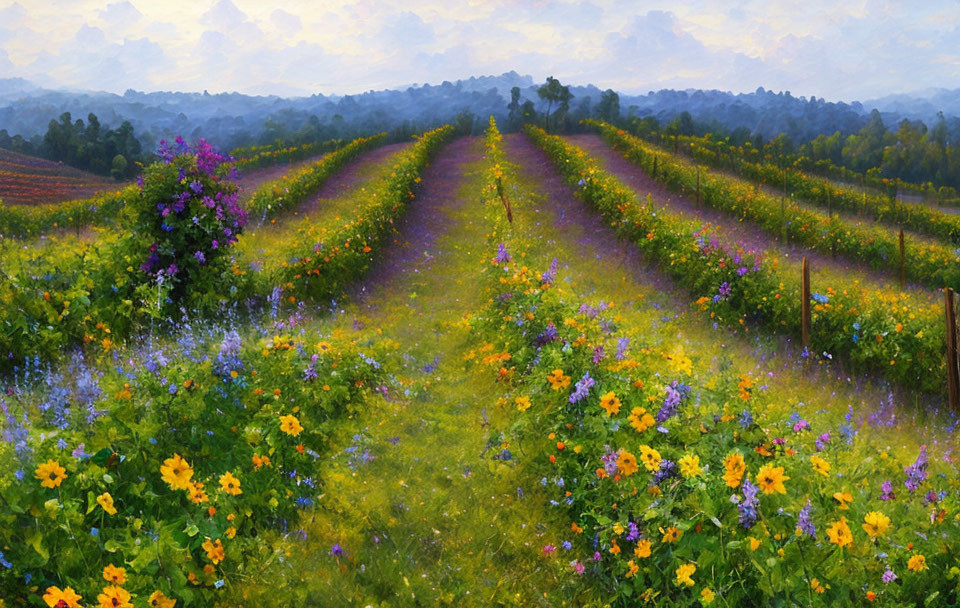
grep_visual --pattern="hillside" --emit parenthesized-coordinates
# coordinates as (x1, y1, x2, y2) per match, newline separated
(0, 146, 114, 205)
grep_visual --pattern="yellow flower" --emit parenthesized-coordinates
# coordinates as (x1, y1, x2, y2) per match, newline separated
(662, 526, 682, 544)
(148, 590, 177, 608)
(188, 481, 208, 504)
(279, 414, 303, 436)
(833, 491, 853, 510)
(226, 526, 237, 539)
(96, 585, 133, 608)
(102, 564, 127, 585)
(811, 578, 826, 594)
(862, 511, 891, 539)
(43, 586, 83, 608)
(628, 407, 655, 433)
(35, 460, 67, 489)
(546, 369, 570, 390)
(219, 472, 242, 496)
(907, 554, 927, 572)
(599, 391, 622, 416)
(701, 587, 716, 605)
(827, 518, 853, 548)
(515, 396, 532, 412)
(160, 454, 194, 490)
(626, 560, 639, 578)
(617, 451, 639, 477)
(678, 454, 702, 478)
(810, 455, 830, 477)
(639, 445, 662, 472)
(202, 537, 226, 564)
(723, 452, 746, 488)
(755, 464, 789, 495)
(97, 492, 117, 515)
(634, 539, 652, 558)
(675, 563, 696, 587)
(748, 537, 761, 551)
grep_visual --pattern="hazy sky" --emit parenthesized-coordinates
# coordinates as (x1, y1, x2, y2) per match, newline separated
(0, 0, 956, 101)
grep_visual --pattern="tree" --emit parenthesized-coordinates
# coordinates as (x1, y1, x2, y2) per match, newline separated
(507, 86, 522, 132)
(110, 154, 129, 181)
(537, 76, 573, 133)
(596, 89, 620, 123)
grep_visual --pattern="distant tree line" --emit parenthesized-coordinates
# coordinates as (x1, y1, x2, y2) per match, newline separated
(502, 76, 959, 192)
(0, 112, 144, 180)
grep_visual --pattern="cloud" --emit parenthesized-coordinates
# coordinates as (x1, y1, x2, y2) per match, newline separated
(380, 11, 435, 48)
(98, 1, 142, 29)
(270, 9, 302, 34)
(200, 0, 248, 31)
(0, 1, 956, 100)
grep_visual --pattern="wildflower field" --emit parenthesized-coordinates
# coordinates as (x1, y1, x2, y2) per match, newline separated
(0, 116, 958, 608)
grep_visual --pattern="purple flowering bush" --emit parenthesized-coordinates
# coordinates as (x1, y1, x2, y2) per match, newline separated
(130, 137, 248, 302)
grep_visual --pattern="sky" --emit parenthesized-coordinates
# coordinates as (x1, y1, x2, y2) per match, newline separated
(0, 0, 957, 102)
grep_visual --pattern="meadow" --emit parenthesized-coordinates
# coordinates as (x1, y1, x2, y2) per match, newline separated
(0, 116, 957, 608)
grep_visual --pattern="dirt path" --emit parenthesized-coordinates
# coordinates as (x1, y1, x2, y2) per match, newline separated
(566, 134, 918, 291)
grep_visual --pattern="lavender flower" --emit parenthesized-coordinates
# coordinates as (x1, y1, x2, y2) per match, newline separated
(496, 243, 511, 264)
(541, 257, 558, 285)
(797, 499, 815, 538)
(880, 480, 895, 501)
(904, 445, 928, 492)
(569, 373, 595, 404)
(882, 568, 897, 583)
(738, 480, 760, 529)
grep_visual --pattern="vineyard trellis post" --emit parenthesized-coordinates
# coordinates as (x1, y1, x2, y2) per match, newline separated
(495, 176, 513, 224)
(945, 288, 960, 411)
(801, 257, 811, 349)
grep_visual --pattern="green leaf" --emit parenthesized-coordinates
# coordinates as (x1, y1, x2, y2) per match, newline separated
(26, 531, 48, 562)
(184, 524, 199, 537)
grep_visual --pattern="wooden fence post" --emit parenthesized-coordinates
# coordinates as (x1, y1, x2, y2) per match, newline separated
(945, 288, 959, 411)
(899, 229, 905, 289)
(801, 257, 811, 349)
(495, 177, 513, 224)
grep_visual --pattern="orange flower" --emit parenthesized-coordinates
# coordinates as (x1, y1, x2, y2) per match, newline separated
(202, 537, 226, 564)
(102, 564, 127, 584)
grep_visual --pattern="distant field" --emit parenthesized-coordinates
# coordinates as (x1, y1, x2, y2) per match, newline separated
(0, 147, 115, 205)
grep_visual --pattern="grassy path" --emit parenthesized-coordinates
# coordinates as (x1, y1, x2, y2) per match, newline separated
(240, 137, 586, 607)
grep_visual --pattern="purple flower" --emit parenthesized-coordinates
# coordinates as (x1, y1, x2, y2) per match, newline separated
(880, 480, 895, 501)
(737, 480, 760, 529)
(329, 544, 343, 557)
(496, 243, 511, 264)
(904, 445, 928, 492)
(542, 544, 556, 555)
(739, 409, 754, 428)
(571, 560, 585, 574)
(792, 418, 809, 432)
(541, 257, 558, 285)
(592, 346, 604, 364)
(652, 459, 676, 485)
(797, 499, 815, 538)
(882, 568, 897, 583)
(194, 250, 206, 264)
(615, 337, 629, 360)
(569, 373, 594, 404)
(625, 522, 640, 542)
(601, 446, 619, 475)
(815, 432, 831, 451)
